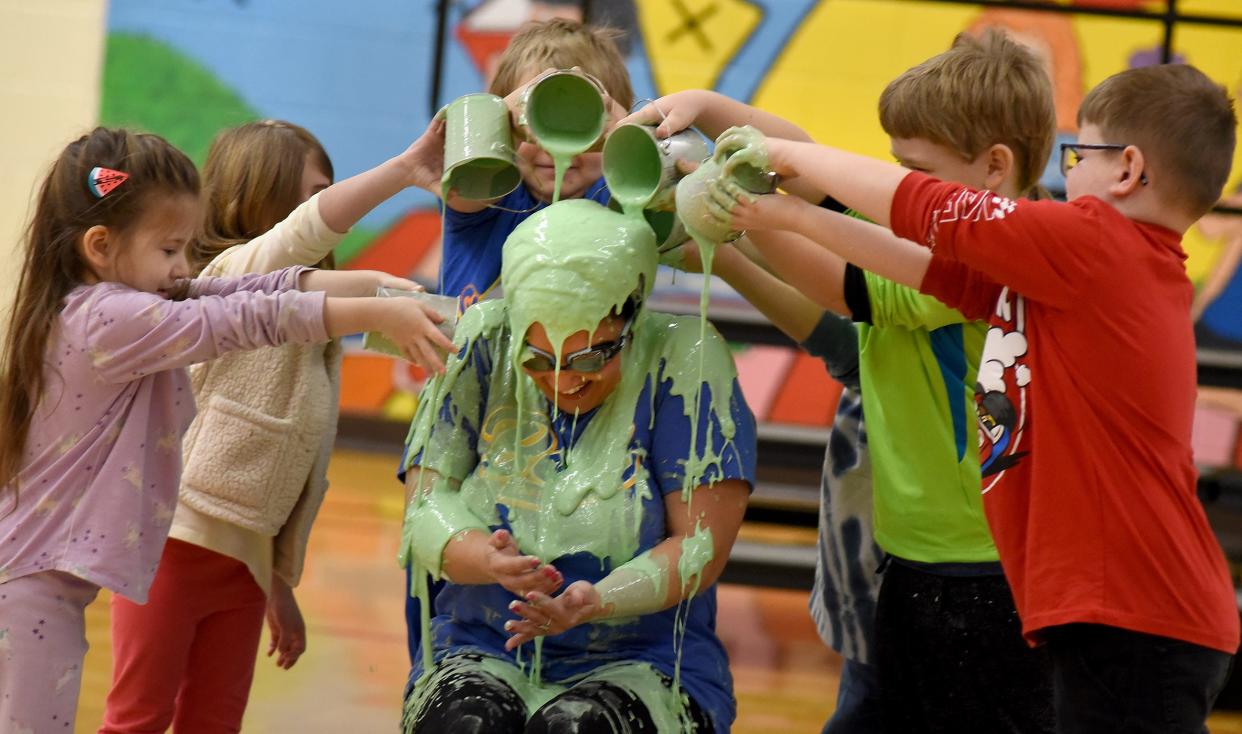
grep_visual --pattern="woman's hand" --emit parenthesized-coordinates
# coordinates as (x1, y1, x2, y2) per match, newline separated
(265, 577, 306, 670)
(485, 529, 563, 599)
(503, 580, 602, 650)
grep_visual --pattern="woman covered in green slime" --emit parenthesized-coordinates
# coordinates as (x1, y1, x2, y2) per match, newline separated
(400, 199, 756, 733)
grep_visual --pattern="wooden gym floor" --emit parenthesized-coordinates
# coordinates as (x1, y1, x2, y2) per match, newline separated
(73, 448, 1242, 733)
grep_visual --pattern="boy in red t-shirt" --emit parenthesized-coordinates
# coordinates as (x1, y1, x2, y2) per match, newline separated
(717, 63, 1239, 732)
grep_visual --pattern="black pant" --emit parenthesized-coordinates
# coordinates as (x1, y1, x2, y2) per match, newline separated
(408, 654, 714, 734)
(1043, 623, 1233, 734)
(875, 560, 1056, 733)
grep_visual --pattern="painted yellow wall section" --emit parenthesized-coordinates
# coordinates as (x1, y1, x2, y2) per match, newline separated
(0, 0, 105, 329)
(735, 0, 1242, 281)
(638, 0, 762, 93)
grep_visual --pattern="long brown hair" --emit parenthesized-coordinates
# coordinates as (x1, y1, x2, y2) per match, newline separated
(194, 120, 334, 272)
(0, 127, 199, 499)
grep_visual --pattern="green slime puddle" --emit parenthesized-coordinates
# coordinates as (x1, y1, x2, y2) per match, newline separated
(407, 158, 744, 731)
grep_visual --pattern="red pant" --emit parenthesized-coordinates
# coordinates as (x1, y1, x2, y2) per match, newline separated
(100, 538, 266, 734)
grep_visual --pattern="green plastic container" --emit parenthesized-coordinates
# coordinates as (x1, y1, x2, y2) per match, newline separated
(603, 123, 709, 212)
(519, 70, 607, 157)
(442, 93, 521, 200)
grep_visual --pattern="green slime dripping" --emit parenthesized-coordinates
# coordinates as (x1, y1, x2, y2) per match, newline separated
(402, 199, 742, 732)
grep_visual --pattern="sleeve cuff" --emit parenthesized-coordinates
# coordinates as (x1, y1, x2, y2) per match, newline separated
(889, 170, 934, 243)
(818, 194, 849, 214)
(799, 311, 861, 390)
(308, 191, 348, 241)
(843, 264, 872, 324)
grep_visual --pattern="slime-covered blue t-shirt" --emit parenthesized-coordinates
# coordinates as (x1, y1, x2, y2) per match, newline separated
(401, 178, 611, 664)
(440, 178, 610, 306)
(409, 309, 756, 732)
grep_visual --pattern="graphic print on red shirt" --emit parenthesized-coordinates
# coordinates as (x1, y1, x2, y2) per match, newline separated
(976, 289, 1031, 486)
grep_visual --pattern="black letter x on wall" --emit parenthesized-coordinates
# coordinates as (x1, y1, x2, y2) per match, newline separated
(667, 0, 720, 52)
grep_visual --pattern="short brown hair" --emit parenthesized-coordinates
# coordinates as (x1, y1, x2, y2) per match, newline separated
(879, 28, 1056, 193)
(490, 18, 633, 112)
(195, 120, 333, 270)
(1079, 63, 1236, 218)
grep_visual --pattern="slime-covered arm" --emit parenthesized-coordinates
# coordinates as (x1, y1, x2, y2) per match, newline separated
(401, 467, 487, 580)
(595, 478, 749, 619)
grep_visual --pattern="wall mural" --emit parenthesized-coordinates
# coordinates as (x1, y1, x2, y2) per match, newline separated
(101, 0, 1242, 474)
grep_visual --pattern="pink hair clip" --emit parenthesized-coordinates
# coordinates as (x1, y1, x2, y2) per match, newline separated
(88, 167, 129, 198)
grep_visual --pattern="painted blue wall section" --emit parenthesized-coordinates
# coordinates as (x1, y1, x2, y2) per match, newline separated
(109, 0, 442, 226)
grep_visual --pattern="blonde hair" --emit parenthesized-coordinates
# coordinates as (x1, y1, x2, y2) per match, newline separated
(489, 18, 633, 112)
(195, 120, 333, 270)
(1079, 63, 1236, 218)
(879, 28, 1056, 193)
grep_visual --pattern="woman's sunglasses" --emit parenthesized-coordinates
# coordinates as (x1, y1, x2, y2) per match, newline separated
(521, 315, 634, 373)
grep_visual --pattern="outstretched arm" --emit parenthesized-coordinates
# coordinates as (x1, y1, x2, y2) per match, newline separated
(759, 138, 908, 228)
(740, 229, 853, 316)
(321, 295, 454, 371)
(688, 238, 840, 332)
(621, 90, 824, 203)
(297, 268, 420, 298)
(320, 117, 453, 226)
(729, 190, 931, 292)
(677, 239, 859, 387)
(624, 89, 813, 145)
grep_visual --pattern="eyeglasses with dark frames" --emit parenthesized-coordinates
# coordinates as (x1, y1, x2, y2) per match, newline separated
(1059, 143, 1148, 185)
(521, 312, 635, 373)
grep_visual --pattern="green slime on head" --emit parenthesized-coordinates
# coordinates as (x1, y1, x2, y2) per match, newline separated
(403, 183, 742, 732)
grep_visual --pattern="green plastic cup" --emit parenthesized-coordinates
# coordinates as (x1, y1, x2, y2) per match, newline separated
(520, 70, 607, 157)
(603, 123, 710, 212)
(442, 93, 521, 200)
